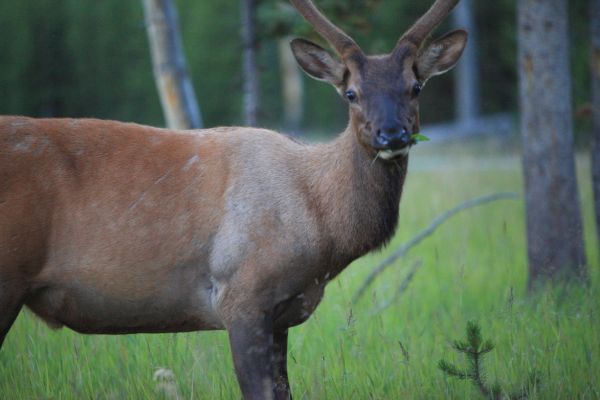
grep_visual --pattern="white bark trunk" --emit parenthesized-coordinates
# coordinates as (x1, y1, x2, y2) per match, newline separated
(142, 0, 202, 129)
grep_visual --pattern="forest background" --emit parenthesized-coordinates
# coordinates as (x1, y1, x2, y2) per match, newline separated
(0, 0, 592, 140)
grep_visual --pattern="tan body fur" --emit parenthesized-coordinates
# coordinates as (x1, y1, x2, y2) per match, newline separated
(1, 116, 405, 335)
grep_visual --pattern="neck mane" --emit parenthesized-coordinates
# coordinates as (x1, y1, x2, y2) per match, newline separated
(305, 126, 408, 267)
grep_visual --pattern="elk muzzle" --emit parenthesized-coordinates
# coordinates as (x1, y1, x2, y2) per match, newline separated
(373, 126, 412, 151)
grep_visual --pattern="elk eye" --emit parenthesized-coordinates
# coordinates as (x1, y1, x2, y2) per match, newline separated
(412, 82, 423, 97)
(345, 90, 358, 103)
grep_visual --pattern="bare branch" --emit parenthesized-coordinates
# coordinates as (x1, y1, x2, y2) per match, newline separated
(370, 259, 422, 315)
(353, 192, 520, 304)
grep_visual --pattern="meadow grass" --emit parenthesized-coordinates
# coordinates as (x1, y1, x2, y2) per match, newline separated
(1, 138, 598, 399)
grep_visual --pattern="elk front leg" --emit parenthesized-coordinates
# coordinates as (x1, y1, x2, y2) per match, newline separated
(273, 329, 292, 400)
(227, 313, 276, 400)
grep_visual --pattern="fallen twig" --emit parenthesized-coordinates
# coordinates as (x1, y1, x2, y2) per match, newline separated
(353, 192, 520, 304)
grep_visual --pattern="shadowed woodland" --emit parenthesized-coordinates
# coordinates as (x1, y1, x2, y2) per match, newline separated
(0, 0, 592, 132)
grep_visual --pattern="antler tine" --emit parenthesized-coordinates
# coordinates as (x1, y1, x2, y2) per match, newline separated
(290, 0, 362, 58)
(398, 0, 459, 49)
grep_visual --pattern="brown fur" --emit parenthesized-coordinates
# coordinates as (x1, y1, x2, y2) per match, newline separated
(0, 116, 405, 334)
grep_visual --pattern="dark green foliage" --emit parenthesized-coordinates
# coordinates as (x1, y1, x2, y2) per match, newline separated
(439, 321, 539, 400)
(0, 0, 592, 134)
(177, 0, 242, 126)
(257, 0, 383, 40)
(0, 0, 161, 123)
(475, 0, 517, 116)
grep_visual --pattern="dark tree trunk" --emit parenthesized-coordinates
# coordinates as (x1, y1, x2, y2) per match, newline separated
(452, 0, 480, 126)
(592, 0, 600, 249)
(142, 0, 202, 129)
(241, 0, 259, 126)
(517, 0, 587, 288)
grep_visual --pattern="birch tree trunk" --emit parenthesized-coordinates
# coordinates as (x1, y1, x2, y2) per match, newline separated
(517, 0, 587, 288)
(591, 0, 600, 249)
(452, 0, 479, 126)
(241, 0, 259, 126)
(142, 0, 202, 129)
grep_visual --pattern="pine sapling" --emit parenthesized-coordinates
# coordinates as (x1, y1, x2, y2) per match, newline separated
(438, 321, 538, 399)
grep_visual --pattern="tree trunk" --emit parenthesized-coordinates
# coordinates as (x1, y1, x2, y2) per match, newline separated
(278, 36, 304, 133)
(591, 0, 600, 249)
(517, 0, 587, 288)
(452, 0, 480, 126)
(241, 0, 259, 126)
(142, 0, 202, 129)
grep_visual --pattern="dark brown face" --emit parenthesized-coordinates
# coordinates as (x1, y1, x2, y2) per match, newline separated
(291, 30, 467, 159)
(341, 52, 422, 155)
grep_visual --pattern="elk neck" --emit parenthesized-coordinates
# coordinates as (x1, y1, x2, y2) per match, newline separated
(304, 117, 409, 268)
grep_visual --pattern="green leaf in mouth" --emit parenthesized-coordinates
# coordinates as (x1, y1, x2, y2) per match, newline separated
(411, 133, 430, 142)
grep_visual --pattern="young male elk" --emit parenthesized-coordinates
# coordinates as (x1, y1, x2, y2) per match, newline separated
(0, 0, 466, 398)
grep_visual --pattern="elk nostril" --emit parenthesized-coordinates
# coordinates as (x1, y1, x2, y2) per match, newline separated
(378, 126, 401, 139)
(375, 129, 389, 144)
(375, 126, 411, 149)
(400, 127, 411, 144)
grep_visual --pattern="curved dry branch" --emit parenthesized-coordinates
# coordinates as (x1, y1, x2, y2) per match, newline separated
(352, 192, 520, 304)
(370, 259, 423, 315)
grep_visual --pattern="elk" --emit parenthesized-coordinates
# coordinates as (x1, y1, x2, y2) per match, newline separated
(0, 0, 466, 398)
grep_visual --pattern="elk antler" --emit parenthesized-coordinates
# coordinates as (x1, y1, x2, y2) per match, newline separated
(289, 0, 362, 58)
(397, 0, 459, 49)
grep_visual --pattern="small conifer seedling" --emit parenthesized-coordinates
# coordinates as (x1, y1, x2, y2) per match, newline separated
(438, 321, 538, 400)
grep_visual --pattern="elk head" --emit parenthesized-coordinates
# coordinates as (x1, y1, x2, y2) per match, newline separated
(290, 0, 467, 160)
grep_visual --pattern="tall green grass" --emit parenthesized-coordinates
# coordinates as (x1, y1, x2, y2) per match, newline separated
(1, 141, 598, 399)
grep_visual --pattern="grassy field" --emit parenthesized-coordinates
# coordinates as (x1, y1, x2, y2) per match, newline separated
(1, 137, 598, 399)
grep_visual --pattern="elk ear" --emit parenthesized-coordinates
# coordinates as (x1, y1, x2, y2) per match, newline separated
(291, 38, 346, 86)
(416, 29, 468, 82)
